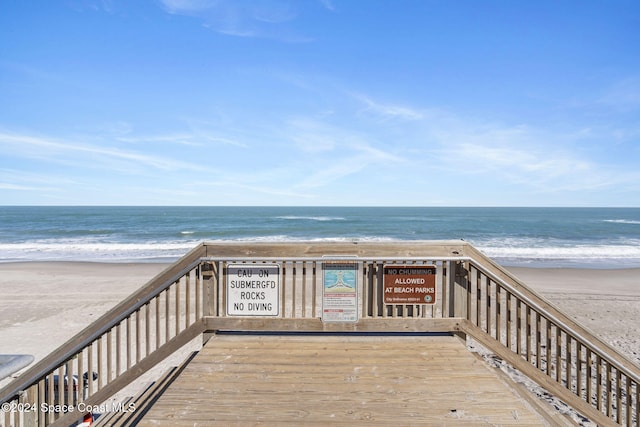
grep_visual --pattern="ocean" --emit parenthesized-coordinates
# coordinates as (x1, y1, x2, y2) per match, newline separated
(1, 206, 639, 268)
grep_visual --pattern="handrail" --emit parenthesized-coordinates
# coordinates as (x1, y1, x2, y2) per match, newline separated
(459, 244, 639, 426)
(462, 244, 640, 375)
(468, 255, 640, 384)
(1, 241, 637, 426)
(458, 319, 616, 427)
(202, 256, 471, 261)
(0, 245, 206, 406)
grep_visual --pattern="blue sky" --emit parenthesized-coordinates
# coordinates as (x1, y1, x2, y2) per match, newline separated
(1, 0, 639, 206)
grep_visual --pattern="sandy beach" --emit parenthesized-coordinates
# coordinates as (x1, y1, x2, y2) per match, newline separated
(0, 261, 638, 424)
(0, 262, 637, 367)
(0, 262, 171, 389)
(508, 266, 640, 364)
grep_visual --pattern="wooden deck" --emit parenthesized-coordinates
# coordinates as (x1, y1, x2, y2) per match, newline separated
(136, 334, 556, 426)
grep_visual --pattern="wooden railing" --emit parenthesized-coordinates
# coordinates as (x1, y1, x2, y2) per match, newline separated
(1, 241, 638, 426)
(0, 244, 208, 427)
(460, 244, 640, 427)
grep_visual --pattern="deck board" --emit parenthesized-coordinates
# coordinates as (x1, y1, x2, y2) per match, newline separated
(137, 334, 550, 426)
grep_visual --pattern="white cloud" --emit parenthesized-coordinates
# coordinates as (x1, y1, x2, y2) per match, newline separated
(252, 3, 297, 24)
(294, 157, 365, 190)
(452, 142, 591, 180)
(290, 138, 403, 190)
(0, 183, 41, 191)
(319, 0, 336, 12)
(159, 0, 216, 14)
(158, 0, 313, 41)
(341, 93, 639, 199)
(287, 118, 337, 152)
(0, 131, 206, 173)
(67, 0, 116, 14)
(0, 168, 78, 198)
(429, 125, 639, 196)
(355, 94, 425, 121)
(116, 132, 247, 148)
(204, 180, 315, 199)
(117, 133, 199, 144)
(598, 77, 640, 111)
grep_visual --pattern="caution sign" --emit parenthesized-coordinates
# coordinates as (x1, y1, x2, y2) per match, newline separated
(383, 265, 436, 304)
(226, 264, 280, 316)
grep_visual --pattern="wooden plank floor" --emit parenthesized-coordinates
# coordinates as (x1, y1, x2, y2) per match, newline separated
(137, 334, 550, 426)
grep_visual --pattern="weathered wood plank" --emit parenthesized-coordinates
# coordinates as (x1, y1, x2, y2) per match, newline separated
(460, 320, 615, 427)
(204, 316, 462, 333)
(138, 334, 549, 426)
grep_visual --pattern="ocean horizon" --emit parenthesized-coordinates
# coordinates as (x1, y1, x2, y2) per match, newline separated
(1, 206, 639, 268)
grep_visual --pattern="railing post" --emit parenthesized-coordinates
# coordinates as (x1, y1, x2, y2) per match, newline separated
(448, 261, 469, 318)
(22, 385, 38, 427)
(448, 261, 469, 341)
(202, 261, 218, 344)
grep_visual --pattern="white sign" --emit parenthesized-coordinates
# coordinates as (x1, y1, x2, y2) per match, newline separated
(226, 264, 280, 316)
(322, 261, 359, 322)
